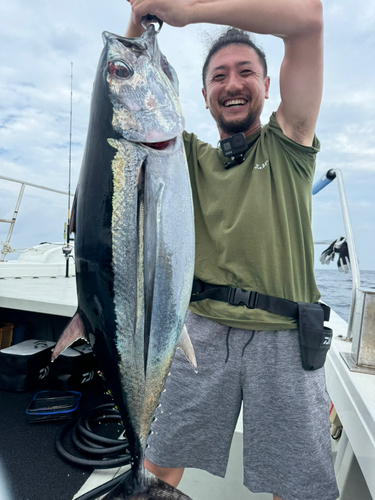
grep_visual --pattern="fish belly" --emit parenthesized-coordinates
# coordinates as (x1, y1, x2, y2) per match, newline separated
(110, 137, 194, 449)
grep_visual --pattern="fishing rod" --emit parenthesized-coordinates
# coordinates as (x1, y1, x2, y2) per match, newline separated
(64, 62, 74, 277)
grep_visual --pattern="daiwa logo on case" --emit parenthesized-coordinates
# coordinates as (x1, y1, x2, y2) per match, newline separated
(321, 335, 332, 347)
(39, 366, 49, 380)
(82, 371, 94, 384)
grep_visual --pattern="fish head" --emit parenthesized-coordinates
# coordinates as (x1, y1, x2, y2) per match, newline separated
(103, 27, 184, 144)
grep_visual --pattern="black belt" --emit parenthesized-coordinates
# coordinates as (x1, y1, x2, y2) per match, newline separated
(191, 278, 330, 322)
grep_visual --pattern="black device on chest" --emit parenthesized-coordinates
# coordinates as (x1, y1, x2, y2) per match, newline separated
(220, 132, 250, 169)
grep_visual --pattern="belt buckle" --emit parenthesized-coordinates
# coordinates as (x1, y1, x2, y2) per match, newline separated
(228, 288, 258, 309)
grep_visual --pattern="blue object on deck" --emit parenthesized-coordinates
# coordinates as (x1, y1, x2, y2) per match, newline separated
(313, 169, 337, 195)
(26, 390, 82, 422)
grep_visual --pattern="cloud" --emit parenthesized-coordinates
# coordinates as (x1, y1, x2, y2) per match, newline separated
(0, 0, 374, 269)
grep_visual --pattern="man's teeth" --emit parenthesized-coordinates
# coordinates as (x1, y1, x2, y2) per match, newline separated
(224, 99, 247, 107)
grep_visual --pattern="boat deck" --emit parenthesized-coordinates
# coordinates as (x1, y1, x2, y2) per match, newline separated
(0, 265, 374, 499)
(72, 430, 272, 500)
(71, 310, 375, 500)
(325, 313, 375, 499)
(0, 263, 76, 317)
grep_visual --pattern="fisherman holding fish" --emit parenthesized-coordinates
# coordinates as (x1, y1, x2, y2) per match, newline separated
(125, 1, 339, 499)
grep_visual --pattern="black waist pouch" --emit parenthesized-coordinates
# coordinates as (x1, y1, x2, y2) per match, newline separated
(297, 303, 333, 371)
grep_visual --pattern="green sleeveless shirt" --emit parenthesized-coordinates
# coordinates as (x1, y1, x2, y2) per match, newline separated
(183, 112, 321, 330)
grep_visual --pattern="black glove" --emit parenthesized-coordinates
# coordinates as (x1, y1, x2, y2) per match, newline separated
(334, 238, 351, 273)
(319, 241, 337, 265)
(320, 237, 351, 274)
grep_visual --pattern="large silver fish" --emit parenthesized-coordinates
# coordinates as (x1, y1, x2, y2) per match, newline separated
(53, 23, 196, 499)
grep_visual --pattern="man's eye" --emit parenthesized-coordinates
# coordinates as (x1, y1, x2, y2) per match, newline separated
(213, 74, 225, 80)
(241, 69, 253, 75)
(108, 61, 133, 79)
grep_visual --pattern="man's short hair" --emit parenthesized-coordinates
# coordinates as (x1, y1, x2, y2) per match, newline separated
(202, 28, 268, 89)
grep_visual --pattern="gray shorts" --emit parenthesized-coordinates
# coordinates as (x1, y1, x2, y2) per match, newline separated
(145, 311, 339, 500)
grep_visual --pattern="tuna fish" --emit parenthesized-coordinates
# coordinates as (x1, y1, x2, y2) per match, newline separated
(52, 22, 196, 499)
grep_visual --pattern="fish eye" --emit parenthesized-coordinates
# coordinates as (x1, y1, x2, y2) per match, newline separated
(108, 61, 133, 79)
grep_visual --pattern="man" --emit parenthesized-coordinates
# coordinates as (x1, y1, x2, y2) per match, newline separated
(126, 1, 339, 499)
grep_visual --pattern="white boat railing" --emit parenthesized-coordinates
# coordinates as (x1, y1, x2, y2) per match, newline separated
(313, 169, 361, 340)
(0, 174, 74, 262)
(313, 169, 375, 375)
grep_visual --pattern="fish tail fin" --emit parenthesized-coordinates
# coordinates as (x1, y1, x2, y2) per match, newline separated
(102, 469, 193, 499)
(51, 311, 87, 361)
(177, 324, 197, 372)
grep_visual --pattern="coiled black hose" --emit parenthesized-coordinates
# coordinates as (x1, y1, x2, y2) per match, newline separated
(55, 403, 132, 499)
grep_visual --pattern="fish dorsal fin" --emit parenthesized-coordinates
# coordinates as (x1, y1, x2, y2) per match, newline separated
(177, 324, 197, 371)
(51, 312, 87, 361)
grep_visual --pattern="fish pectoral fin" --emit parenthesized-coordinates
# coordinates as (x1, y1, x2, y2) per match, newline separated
(177, 324, 197, 371)
(51, 312, 87, 361)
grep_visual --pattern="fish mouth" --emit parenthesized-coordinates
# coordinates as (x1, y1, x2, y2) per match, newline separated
(141, 138, 176, 150)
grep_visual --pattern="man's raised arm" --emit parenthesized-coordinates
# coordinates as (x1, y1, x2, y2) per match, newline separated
(126, 0, 323, 146)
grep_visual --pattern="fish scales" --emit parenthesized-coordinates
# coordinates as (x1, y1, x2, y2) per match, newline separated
(53, 24, 195, 500)
(110, 139, 147, 438)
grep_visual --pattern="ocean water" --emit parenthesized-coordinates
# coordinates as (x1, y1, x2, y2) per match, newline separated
(315, 269, 375, 322)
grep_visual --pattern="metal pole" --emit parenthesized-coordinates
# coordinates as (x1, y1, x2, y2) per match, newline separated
(0, 183, 26, 261)
(0, 176, 74, 260)
(334, 169, 361, 339)
(65, 62, 73, 278)
(313, 168, 361, 340)
(312, 169, 336, 195)
(0, 175, 73, 196)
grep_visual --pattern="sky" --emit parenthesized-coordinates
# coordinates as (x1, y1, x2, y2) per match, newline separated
(0, 0, 374, 271)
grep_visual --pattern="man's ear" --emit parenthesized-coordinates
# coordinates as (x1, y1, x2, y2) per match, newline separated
(264, 76, 270, 99)
(202, 87, 209, 109)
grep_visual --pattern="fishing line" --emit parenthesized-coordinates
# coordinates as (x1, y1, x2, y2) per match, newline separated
(64, 62, 73, 278)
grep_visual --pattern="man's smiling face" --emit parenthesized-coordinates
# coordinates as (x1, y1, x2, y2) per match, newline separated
(202, 44, 270, 139)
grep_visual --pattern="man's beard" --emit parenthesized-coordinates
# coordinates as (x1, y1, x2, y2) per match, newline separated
(217, 108, 257, 136)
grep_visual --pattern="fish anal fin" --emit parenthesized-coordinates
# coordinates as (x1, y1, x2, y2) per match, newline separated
(52, 312, 87, 361)
(177, 324, 197, 371)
